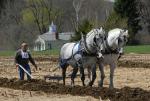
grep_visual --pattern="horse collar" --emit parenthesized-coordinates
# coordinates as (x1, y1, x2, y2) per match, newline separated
(82, 38, 92, 54)
(104, 39, 119, 54)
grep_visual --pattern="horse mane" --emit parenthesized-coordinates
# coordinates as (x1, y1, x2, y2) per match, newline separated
(108, 28, 125, 39)
(86, 28, 102, 38)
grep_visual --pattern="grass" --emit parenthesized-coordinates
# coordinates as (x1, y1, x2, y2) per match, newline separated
(0, 51, 15, 57)
(0, 49, 60, 57)
(0, 45, 150, 57)
(124, 45, 150, 54)
(32, 49, 59, 56)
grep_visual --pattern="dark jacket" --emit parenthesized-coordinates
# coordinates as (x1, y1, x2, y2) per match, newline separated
(15, 49, 36, 66)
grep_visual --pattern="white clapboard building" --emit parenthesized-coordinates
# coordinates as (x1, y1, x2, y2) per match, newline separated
(34, 22, 74, 51)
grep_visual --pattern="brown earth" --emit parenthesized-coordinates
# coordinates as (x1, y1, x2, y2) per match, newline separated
(0, 54, 150, 101)
(0, 87, 100, 101)
(0, 78, 149, 101)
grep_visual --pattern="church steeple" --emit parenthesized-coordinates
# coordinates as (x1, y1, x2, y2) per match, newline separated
(49, 21, 57, 34)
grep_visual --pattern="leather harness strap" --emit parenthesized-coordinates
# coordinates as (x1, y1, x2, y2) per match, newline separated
(103, 36, 119, 54)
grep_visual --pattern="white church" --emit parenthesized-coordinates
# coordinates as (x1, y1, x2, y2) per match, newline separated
(34, 22, 74, 51)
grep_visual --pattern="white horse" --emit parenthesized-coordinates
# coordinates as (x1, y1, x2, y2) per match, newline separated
(73, 28, 128, 88)
(59, 28, 105, 86)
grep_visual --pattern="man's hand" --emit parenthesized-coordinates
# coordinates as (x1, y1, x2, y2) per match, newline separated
(16, 64, 19, 68)
(15, 64, 19, 72)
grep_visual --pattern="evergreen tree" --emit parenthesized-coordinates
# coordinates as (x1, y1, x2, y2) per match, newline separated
(114, 0, 141, 42)
(104, 11, 128, 31)
(71, 19, 93, 41)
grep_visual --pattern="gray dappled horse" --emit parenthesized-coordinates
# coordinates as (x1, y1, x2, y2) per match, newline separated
(59, 28, 105, 86)
(86, 28, 129, 89)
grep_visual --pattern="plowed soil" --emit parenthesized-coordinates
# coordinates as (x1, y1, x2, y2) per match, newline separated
(0, 54, 150, 101)
(0, 78, 149, 101)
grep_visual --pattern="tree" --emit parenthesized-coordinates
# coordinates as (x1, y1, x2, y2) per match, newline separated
(24, 0, 63, 34)
(104, 11, 128, 31)
(71, 19, 93, 41)
(72, 0, 85, 31)
(0, 0, 6, 15)
(114, 0, 141, 42)
(0, 0, 37, 50)
(139, 0, 150, 33)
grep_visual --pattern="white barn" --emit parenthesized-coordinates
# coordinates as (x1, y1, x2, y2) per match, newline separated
(34, 22, 74, 51)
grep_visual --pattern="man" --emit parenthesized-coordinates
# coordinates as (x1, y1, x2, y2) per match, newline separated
(15, 43, 37, 80)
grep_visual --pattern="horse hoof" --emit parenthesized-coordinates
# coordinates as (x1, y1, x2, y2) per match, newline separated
(71, 83, 75, 87)
(98, 83, 103, 88)
(109, 85, 114, 89)
(99, 85, 103, 88)
(71, 81, 75, 87)
(88, 85, 92, 87)
(71, 84, 75, 87)
(109, 86, 114, 89)
(88, 82, 93, 87)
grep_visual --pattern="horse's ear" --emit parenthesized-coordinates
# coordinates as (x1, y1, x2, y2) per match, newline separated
(81, 32, 83, 36)
(81, 32, 84, 39)
(125, 30, 128, 35)
(124, 30, 129, 37)
(99, 27, 102, 31)
(120, 30, 124, 34)
(119, 30, 123, 37)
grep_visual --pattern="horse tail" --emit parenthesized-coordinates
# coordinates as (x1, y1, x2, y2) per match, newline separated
(58, 54, 69, 69)
(58, 54, 62, 68)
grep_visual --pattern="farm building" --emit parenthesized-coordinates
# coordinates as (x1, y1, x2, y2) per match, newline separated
(34, 22, 74, 51)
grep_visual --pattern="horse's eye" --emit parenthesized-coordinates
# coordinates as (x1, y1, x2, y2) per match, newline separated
(123, 36, 126, 39)
(118, 38, 123, 43)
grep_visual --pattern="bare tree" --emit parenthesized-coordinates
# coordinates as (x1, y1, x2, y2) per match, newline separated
(40, 0, 53, 24)
(29, 0, 43, 34)
(40, 0, 63, 32)
(139, 0, 150, 33)
(72, 0, 85, 31)
(0, 0, 38, 50)
(28, 0, 63, 34)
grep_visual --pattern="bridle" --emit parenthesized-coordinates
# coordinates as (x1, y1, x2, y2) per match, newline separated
(102, 32, 127, 54)
(82, 29, 104, 55)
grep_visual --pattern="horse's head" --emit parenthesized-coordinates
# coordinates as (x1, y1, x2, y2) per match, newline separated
(93, 27, 106, 58)
(107, 28, 129, 54)
(118, 30, 129, 48)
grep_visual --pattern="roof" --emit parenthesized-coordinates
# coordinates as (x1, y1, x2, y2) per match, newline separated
(59, 32, 74, 40)
(38, 32, 56, 41)
(35, 32, 75, 42)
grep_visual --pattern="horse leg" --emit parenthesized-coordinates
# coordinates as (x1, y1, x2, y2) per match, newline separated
(109, 63, 116, 89)
(79, 65, 85, 86)
(71, 66, 78, 86)
(62, 66, 67, 85)
(88, 64, 96, 86)
(87, 66, 91, 81)
(98, 63, 105, 87)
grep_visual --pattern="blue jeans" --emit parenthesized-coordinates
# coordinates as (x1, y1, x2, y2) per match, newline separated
(18, 64, 31, 80)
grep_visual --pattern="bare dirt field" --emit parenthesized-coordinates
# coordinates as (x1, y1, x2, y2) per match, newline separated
(0, 87, 100, 101)
(0, 54, 150, 101)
